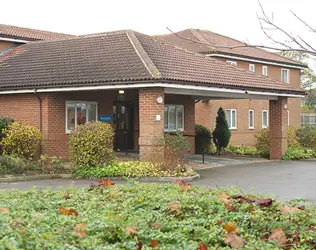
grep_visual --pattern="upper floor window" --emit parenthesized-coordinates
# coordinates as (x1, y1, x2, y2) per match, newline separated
(227, 60, 237, 66)
(262, 66, 268, 76)
(164, 105, 184, 132)
(249, 109, 254, 129)
(281, 69, 290, 83)
(66, 101, 97, 133)
(226, 109, 237, 129)
(249, 64, 255, 72)
(262, 110, 269, 128)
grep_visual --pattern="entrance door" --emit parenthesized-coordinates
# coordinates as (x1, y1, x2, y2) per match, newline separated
(113, 102, 134, 151)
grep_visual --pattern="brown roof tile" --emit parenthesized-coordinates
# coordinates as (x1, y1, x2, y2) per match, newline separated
(0, 30, 305, 95)
(155, 29, 305, 67)
(0, 24, 74, 41)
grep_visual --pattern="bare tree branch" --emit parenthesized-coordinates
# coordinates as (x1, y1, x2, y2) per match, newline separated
(291, 10, 316, 34)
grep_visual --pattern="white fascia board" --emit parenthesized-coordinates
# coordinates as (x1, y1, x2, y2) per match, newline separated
(206, 53, 305, 70)
(0, 37, 28, 43)
(0, 82, 304, 98)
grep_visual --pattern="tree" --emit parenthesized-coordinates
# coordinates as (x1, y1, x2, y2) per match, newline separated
(212, 107, 231, 154)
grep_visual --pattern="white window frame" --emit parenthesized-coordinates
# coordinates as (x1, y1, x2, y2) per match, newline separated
(262, 110, 269, 128)
(249, 64, 255, 72)
(227, 60, 237, 66)
(164, 104, 184, 132)
(281, 68, 290, 83)
(226, 109, 237, 129)
(249, 109, 255, 129)
(65, 101, 98, 134)
(262, 66, 268, 76)
(287, 110, 290, 126)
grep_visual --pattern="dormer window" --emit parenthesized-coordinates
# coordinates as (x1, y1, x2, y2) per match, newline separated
(227, 60, 237, 66)
(249, 64, 255, 72)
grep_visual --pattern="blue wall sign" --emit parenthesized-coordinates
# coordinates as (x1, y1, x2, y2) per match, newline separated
(99, 115, 112, 123)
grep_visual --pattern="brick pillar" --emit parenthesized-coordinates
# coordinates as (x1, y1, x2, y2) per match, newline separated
(269, 97, 288, 160)
(139, 88, 165, 161)
(184, 98, 196, 154)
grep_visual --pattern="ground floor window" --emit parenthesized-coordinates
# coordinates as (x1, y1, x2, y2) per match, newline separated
(262, 110, 269, 128)
(164, 105, 184, 131)
(226, 109, 237, 129)
(249, 109, 254, 129)
(66, 101, 97, 133)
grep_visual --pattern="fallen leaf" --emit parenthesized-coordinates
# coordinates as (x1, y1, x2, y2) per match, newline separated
(280, 205, 302, 215)
(216, 219, 223, 225)
(59, 206, 79, 217)
(152, 222, 160, 229)
(166, 201, 181, 212)
(72, 224, 86, 238)
(307, 225, 316, 232)
(136, 242, 143, 250)
(198, 242, 208, 250)
(224, 233, 244, 249)
(268, 228, 287, 245)
(182, 184, 192, 193)
(125, 226, 138, 236)
(150, 240, 158, 248)
(174, 180, 188, 186)
(0, 207, 10, 215)
(220, 193, 232, 210)
(64, 193, 71, 200)
(229, 195, 273, 207)
(223, 221, 237, 234)
(255, 198, 273, 207)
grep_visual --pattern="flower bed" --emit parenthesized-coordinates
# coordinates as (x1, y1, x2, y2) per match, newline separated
(0, 182, 315, 249)
(72, 161, 196, 178)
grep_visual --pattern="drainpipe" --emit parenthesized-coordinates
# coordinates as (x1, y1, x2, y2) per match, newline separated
(34, 89, 43, 156)
(34, 89, 42, 132)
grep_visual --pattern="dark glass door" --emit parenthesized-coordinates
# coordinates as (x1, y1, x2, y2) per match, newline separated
(113, 102, 134, 151)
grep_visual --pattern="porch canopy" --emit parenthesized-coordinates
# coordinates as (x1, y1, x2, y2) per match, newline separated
(0, 30, 306, 159)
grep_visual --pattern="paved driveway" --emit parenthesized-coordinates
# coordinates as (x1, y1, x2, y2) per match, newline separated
(0, 161, 315, 202)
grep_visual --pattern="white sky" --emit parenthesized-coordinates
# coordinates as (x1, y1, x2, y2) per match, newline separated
(1, 0, 316, 74)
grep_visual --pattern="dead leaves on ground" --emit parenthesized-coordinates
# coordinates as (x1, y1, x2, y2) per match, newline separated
(88, 178, 115, 191)
(0, 207, 10, 215)
(173, 180, 192, 192)
(268, 228, 287, 245)
(150, 240, 158, 248)
(125, 226, 138, 236)
(280, 205, 303, 215)
(59, 206, 79, 217)
(166, 201, 181, 212)
(229, 195, 273, 207)
(72, 223, 86, 238)
(223, 222, 244, 249)
(198, 242, 208, 250)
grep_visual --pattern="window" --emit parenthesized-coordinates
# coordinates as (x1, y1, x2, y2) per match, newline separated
(249, 64, 255, 72)
(262, 66, 268, 76)
(281, 69, 290, 83)
(227, 60, 237, 66)
(66, 101, 97, 133)
(226, 109, 237, 129)
(249, 110, 254, 129)
(164, 105, 184, 131)
(262, 110, 268, 128)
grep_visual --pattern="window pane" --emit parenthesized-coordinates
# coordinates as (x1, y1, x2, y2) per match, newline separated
(249, 111, 254, 128)
(231, 110, 236, 128)
(168, 106, 176, 130)
(164, 106, 168, 130)
(77, 103, 87, 125)
(87, 103, 97, 122)
(263, 111, 268, 127)
(66, 103, 75, 131)
(226, 110, 231, 128)
(176, 106, 184, 130)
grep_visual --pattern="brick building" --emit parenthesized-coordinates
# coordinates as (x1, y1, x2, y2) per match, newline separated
(0, 26, 305, 160)
(156, 29, 306, 146)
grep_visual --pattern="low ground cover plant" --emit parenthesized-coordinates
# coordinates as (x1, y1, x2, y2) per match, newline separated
(72, 161, 196, 178)
(282, 147, 316, 160)
(0, 182, 315, 249)
(0, 155, 41, 175)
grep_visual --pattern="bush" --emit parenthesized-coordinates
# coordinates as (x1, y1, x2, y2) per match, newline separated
(69, 122, 115, 167)
(255, 127, 301, 157)
(282, 147, 316, 160)
(72, 161, 195, 178)
(225, 145, 258, 156)
(0, 155, 41, 175)
(297, 126, 316, 149)
(0, 117, 13, 154)
(195, 124, 211, 154)
(0, 184, 315, 249)
(212, 107, 231, 154)
(1, 122, 42, 159)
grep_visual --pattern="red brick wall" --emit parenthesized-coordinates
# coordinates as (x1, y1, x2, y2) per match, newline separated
(195, 57, 301, 146)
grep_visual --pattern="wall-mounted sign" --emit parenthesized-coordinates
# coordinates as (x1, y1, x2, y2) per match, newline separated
(99, 115, 112, 123)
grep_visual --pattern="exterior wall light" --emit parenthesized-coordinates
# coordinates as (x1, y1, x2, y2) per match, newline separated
(119, 90, 125, 94)
(156, 96, 163, 104)
(283, 103, 288, 110)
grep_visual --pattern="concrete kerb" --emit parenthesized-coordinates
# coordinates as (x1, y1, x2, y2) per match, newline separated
(0, 173, 200, 184)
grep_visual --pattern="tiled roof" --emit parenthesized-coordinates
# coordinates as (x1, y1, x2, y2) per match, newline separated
(0, 24, 73, 41)
(155, 29, 305, 67)
(0, 30, 305, 95)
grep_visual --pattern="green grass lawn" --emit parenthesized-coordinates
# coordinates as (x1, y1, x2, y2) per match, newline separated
(0, 182, 315, 249)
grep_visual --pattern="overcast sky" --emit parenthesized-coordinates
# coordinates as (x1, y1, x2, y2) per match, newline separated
(1, 0, 314, 44)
